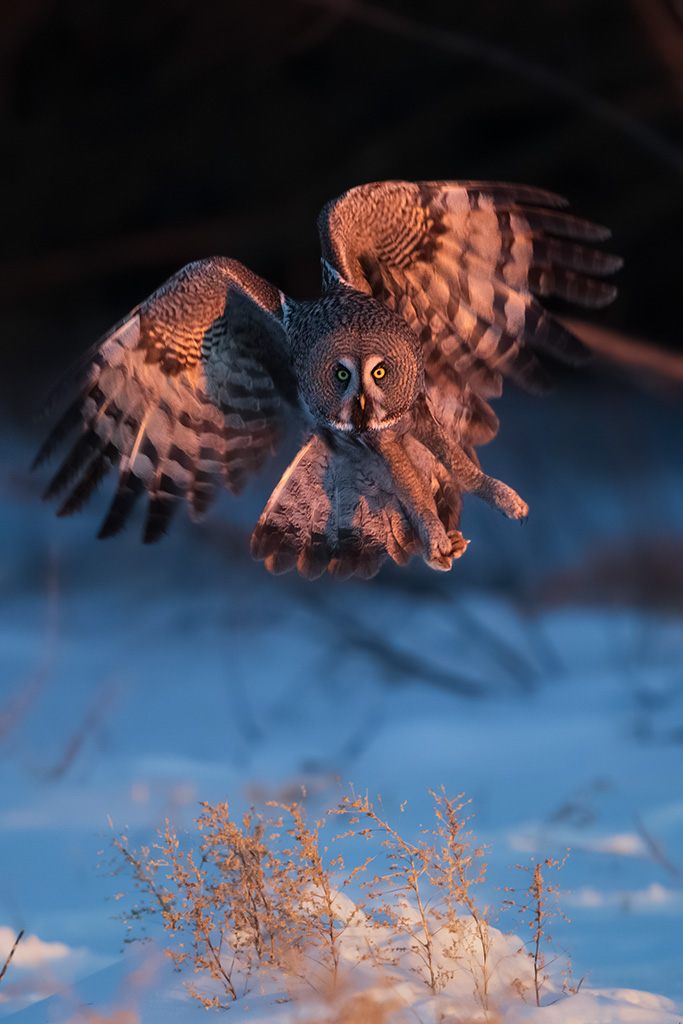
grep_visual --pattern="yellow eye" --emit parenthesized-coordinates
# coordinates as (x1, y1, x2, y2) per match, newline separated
(372, 365, 386, 381)
(336, 366, 350, 382)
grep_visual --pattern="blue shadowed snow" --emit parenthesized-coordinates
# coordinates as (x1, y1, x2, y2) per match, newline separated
(1, 376, 682, 1021)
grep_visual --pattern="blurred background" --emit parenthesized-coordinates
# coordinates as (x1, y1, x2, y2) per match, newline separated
(1, 0, 683, 1015)
(1, 0, 683, 414)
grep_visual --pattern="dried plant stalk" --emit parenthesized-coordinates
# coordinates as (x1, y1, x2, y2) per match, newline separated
(502, 854, 570, 1006)
(111, 789, 572, 1013)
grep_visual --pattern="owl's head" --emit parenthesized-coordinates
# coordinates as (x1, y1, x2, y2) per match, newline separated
(296, 294, 424, 433)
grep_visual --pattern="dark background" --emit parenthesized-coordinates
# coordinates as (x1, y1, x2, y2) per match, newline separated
(2, 0, 682, 429)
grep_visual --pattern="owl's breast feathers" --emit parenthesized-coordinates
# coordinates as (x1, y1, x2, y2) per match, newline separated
(36, 180, 620, 578)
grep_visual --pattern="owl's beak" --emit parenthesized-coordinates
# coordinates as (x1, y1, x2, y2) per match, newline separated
(351, 392, 374, 432)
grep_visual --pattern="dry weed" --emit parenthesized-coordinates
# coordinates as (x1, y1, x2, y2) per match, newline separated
(111, 789, 575, 1015)
(330, 787, 493, 1007)
(502, 854, 571, 1005)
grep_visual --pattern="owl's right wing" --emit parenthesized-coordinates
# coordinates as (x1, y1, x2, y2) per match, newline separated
(34, 257, 297, 542)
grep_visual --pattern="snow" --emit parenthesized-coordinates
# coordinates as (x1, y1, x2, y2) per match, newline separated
(0, 375, 682, 1021)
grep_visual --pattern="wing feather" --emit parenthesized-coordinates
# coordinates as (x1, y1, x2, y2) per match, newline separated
(319, 180, 621, 447)
(36, 257, 296, 540)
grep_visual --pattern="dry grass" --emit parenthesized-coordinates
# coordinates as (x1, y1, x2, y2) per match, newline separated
(502, 854, 571, 1006)
(111, 788, 573, 1016)
(329, 789, 493, 1006)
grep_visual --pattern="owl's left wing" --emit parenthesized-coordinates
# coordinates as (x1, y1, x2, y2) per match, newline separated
(318, 180, 622, 448)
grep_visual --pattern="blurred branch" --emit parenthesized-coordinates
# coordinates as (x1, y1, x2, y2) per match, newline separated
(563, 317, 683, 385)
(0, 207, 284, 300)
(635, 814, 683, 885)
(43, 681, 121, 780)
(295, 587, 498, 698)
(279, 6, 343, 53)
(0, 545, 60, 743)
(0, 930, 24, 986)
(631, 0, 683, 103)
(298, 0, 683, 175)
(1, 80, 495, 299)
(0, 0, 52, 113)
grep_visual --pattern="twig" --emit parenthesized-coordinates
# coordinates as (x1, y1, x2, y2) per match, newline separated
(44, 680, 121, 779)
(630, 0, 683, 102)
(562, 318, 683, 385)
(296, 589, 490, 698)
(0, 929, 25, 986)
(0, 207, 282, 300)
(297, 0, 683, 175)
(635, 815, 683, 885)
(0, 545, 60, 742)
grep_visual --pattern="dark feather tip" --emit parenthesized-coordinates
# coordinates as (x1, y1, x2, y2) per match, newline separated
(97, 475, 145, 538)
(142, 497, 177, 544)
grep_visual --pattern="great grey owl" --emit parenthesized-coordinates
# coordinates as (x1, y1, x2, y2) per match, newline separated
(35, 180, 621, 579)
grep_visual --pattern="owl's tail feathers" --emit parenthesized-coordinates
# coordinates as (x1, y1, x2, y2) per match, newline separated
(251, 434, 429, 580)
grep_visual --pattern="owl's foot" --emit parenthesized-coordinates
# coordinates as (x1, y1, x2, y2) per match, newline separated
(495, 482, 529, 521)
(444, 443, 529, 522)
(473, 475, 529, 521)
(422, 516, 470, 571)
(449, 530, 470, 558)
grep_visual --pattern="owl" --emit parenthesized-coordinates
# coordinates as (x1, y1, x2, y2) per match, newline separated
(34, 180, 620, 579)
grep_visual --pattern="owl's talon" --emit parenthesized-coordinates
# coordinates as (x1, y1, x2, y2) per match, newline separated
(427, 552, 454, 572)
(424, 519, 470, 571)
(448, 530, 470, 559)
(492, 483, 528, 521)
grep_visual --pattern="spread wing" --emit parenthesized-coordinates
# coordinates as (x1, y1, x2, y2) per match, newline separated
(34, 257, 297, 542)
(318, 180, 622, 448)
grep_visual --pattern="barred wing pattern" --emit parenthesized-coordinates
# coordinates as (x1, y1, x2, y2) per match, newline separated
(319, 181, 622, 448)
(34, 258, 295, 542)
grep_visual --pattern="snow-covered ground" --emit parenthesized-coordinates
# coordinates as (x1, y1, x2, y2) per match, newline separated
(1, 372, 682, 1022)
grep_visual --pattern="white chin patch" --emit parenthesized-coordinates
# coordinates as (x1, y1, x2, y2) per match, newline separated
(368, 415, 399, 431)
